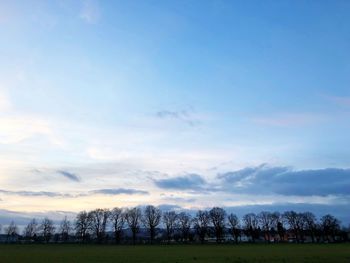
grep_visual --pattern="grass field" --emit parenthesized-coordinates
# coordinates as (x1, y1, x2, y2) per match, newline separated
(0, 244, 349, 263)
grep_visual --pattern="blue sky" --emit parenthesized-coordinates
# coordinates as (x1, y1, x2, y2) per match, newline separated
(0, 0, 349, 225)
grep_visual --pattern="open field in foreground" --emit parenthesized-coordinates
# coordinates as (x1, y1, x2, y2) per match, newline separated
(0, 244, 349, 263)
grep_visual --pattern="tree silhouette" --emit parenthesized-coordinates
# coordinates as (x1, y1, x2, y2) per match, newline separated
(302, 212, 317, 243)
(0, 206, 347, 245)
(5, 221, 18, 242)
(321, 214, 340, 242)
(125, 207, 142, 245)
(75, 211, 91, 243)
(59, 216, 71, 242)
(88, 208, 110, 243)
(163, 211, 178, 243)
(227, 213, 240, 243)
(110, 207, 125, 244)
(194, 210, 210, 244)
(178, 212, 192, 242)
(258, 211, 274, 242)
(283, 211, 303, 242)
(40, 217, 55, 243)
(209, 207, 226, 243)
(142, 205, 162, 244)
(243, 213, 258, 242)
(24, 219, 38, 241)
(277, 221, 285, 242)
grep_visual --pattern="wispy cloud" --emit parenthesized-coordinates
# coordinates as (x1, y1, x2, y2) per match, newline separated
(0, 188, 149, 198)
(57, 170, 80, 182)
(160, 195, 196, 203)
(80, 0, 100, 24)
(90, 188, 149, 195)
(154, 173, 207, 190)
(155, 109, 200, 126)
(0, 189, 71, 198)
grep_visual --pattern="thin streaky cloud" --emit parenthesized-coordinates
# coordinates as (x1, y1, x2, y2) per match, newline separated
(153, 173, 207, 190)
(57, 170, 80, 182)
(90, 188, 149, 195)
(0, 189, 71, 198)
(155, 109, 200, 126)
(0, 188, 149, 198)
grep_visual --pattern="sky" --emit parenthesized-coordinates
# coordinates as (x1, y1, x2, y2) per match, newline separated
(0, 0, 349, 226)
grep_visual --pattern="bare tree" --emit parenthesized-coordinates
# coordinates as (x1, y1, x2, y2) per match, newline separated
(163, 211, 178, 243)
(178, 212, 192, 242)
(193, 210, 210, 244)
(125, 207, 142, 245)
(227, 213, 240, 243)
(142, 205, 162, 244)
(209, 207, 226, 243)
(5, 221, 18, 242)
(59, 216, 71, 242)
(321, 214, 340, 242)
(1, 206, 347, 245)
(302, 212, 317, 243)
(258, 211, 274, 242)
(277, 221, 285, 242)
(110, 207, 125, 244)
(243, 213, 259, 242)
(75, 211, 91, 242)
(88, 208, 110, 243)
(24, 219, 38, 241)
(40, 217, 55, 243)
(270, 212, 281, 230)
(283, 211, 304, 242)
(269, 212, 285, 242)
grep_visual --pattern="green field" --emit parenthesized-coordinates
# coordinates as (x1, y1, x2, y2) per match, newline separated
(0, 244, 349, 263)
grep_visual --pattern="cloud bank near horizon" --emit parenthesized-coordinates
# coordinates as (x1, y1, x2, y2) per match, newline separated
(1, 163, 348, 222)
(1, 202, 349, 227)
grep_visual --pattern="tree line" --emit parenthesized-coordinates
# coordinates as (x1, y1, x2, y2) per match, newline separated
(1, 206, 349, 244)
